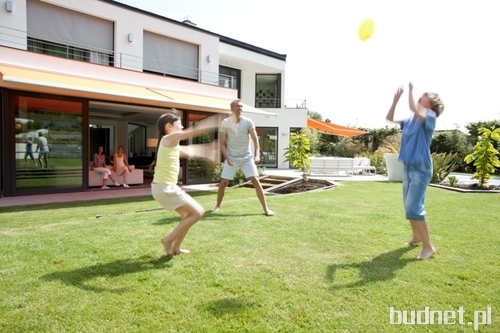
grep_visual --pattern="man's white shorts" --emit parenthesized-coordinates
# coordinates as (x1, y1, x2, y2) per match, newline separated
(221, 157, 258, 180)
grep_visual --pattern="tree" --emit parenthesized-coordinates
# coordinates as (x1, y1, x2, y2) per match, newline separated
(307, 110, 323, 120)
(465, 120, 500, 148)
(283, 131, 311, 181)
(465, 120, 500, 172)
(352, 126, 400, 152)
(464, 126, 500, 188)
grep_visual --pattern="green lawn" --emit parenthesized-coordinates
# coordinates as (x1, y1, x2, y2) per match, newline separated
(0, 183, 498, 332)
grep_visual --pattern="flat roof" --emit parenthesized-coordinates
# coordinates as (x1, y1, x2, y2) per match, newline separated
(101, 0, 287, 62)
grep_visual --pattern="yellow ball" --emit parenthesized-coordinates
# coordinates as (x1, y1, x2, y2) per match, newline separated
(359, 19, 375, 41)
(15, 124, 21, 130)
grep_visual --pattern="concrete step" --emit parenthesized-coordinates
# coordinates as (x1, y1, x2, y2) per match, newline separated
(234, 175, 297, 189)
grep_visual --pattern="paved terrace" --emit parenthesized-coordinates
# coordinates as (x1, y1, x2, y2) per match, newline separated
(0, 169, 388, 208)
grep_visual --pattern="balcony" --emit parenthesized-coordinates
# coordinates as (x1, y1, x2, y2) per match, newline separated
(284, 99, 307, 109)
(0, 29, 237, 90)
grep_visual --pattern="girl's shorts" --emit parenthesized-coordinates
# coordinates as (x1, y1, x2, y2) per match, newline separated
(151, 183, 190, 211)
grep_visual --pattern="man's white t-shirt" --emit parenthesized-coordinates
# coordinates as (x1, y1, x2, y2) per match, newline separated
(220, 116, 255, 159)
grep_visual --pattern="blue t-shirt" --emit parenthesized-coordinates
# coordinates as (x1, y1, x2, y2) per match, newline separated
(398, 110, 436, 167)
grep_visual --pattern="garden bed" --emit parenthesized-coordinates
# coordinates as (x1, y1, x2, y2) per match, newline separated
(430, 183, 500, 193)
(266, 178, 338, 195)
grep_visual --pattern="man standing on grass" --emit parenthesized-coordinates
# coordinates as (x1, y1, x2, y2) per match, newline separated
(35, 131, 49, 169)
(212, 99, 274, 216)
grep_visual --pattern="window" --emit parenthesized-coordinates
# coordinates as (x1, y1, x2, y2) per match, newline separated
(255, 74, 281, 108)
(186, 113, 219, 183)
(14, 95, 84, 192)
(26, 0, 113, 61)
(256, 127, 278, 168)
(127, 124, 146, 158)
(219, 66, 240, 95)
(27, 37, 113, 65)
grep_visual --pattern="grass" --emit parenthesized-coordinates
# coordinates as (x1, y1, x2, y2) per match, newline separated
(0, 182, 498, 332)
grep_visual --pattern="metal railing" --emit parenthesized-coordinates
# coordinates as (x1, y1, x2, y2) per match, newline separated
(0, 27, 237, 89)
(255, 98, 282, 109)
(1, 27, 307, 108)
(284, 99, 307, 109)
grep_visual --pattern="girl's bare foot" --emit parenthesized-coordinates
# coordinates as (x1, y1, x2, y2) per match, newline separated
(417, 247, 436, 260)
(173, 248, 190, 255)
(160, 237, 174, 256)
(264, 210, 275, 216)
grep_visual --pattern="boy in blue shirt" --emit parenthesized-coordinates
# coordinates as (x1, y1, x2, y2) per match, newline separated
(386, 83, 444, 260)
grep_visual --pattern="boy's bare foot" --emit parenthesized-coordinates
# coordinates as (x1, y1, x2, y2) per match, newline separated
(264, 210, 275, 216)
(212, 206, 220, 213)
(160, 237, 174, 256)
(417, 247, 436, 260)
(173, 248, 190, 255)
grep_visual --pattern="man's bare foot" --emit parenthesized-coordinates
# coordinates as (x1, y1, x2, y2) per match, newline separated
(212, 206, 220, 213)
(417, 247, 436, 260)
(173, 248, 190, 255)
(406, 238, 422, 246)
(160, 237, 174, 256)
(264, 210, 275, 216)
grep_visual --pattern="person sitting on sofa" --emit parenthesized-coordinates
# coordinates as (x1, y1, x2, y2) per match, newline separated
(93, 146, 120, 189)
(113, 145, 134, 188)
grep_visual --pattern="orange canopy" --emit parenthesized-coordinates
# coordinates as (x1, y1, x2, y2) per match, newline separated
(307, 118, 367, 137)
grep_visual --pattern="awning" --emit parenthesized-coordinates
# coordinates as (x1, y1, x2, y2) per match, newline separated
(307, 118, 367, 137)
(0, 65, 278, 117)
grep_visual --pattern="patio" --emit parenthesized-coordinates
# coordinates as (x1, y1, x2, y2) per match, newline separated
(0, 169, 387, 208)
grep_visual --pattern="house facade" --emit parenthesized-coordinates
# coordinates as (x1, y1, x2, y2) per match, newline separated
(0, 0, 308, 197)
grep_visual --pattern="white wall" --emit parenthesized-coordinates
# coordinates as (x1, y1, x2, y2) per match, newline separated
(0, 0, 27, 49)
(1, 0, 304, 168)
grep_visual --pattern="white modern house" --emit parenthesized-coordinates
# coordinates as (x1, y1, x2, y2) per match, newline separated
(0, 0, 308, 197)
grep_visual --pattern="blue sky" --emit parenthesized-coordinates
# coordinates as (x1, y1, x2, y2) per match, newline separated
(119, 0, 500, 131)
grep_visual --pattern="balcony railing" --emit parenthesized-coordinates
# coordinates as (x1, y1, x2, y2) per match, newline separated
(284, 99, 307, 109)
(218, 74, 237, 89)
(1, 28, 237, 90)
(255, 98, 281, 109)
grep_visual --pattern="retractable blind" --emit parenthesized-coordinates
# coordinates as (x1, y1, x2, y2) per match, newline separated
(143, 31, 198, 79)
(27, 0, 113, 52)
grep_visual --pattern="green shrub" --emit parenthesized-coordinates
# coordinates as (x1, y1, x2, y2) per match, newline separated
(464, 126, 500, 188)
(431, 152, 458, 184)
(283, 131, 311, 181)
(212, 162, 265, 186)
(443, 175, 458, 187)
(431, 129, 469, 172)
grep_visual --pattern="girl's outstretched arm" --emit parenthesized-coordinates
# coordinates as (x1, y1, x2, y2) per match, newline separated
(164, 115, 220, 146)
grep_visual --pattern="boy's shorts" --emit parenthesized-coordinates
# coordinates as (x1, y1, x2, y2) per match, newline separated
(402, 163, 432, 220)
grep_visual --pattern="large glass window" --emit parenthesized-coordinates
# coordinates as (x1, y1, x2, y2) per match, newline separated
(127, 124, 146, 158)
(255, 74, 281, 108)
(186, 113, 219, 184)
(257, 127, 278, 168)
(15, 96, 83, 191)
